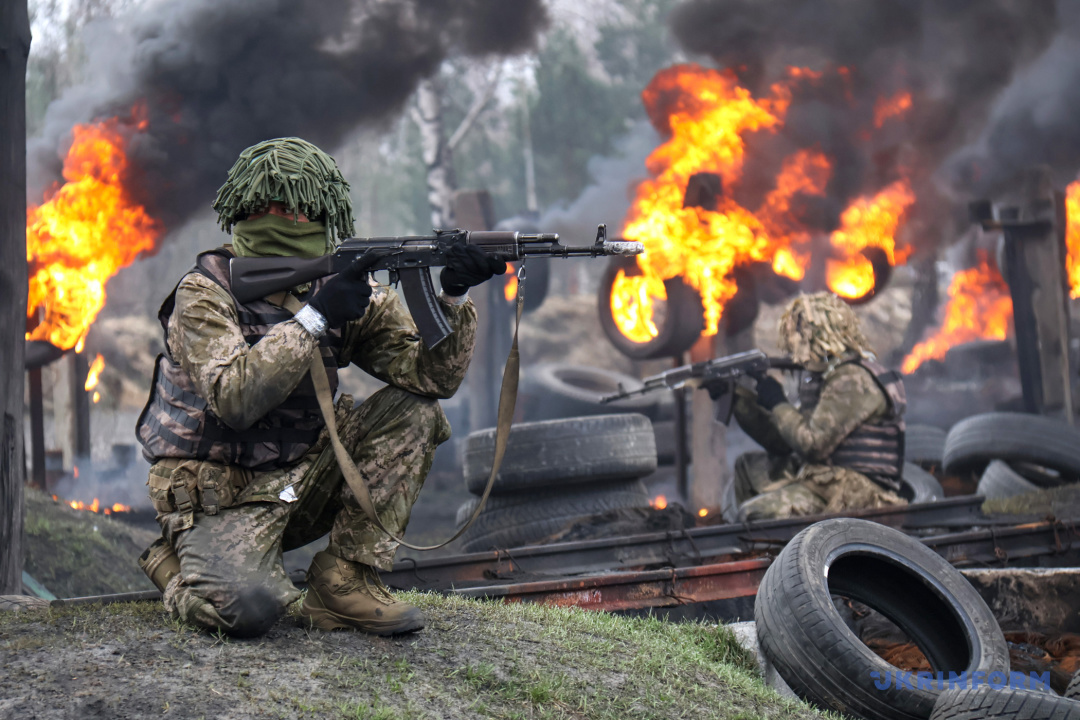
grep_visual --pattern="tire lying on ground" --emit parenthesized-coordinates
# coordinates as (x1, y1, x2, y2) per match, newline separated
(977, 460, 1042, 501)
(455, 480, 651, 552)
(463, 414, 657, 496)
(906, 425, 947, 467)
(930, 686, 1080, 720)
(943, 412, 1080, 477)
(518, 364, 658, 421)
(755, 517, 1009, 720)
(900, 462, 945, 504)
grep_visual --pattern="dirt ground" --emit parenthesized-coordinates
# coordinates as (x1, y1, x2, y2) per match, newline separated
(0, 594, 825, 720)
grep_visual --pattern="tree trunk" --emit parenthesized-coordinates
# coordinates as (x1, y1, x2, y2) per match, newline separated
(413, 79, 455, 228)
(0, 0, 31, 594)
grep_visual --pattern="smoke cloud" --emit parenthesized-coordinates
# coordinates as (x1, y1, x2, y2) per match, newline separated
(666, 0, 1065, 212)
(30, 0, 549, 230)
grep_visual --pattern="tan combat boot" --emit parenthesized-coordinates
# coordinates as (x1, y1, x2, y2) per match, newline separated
(138, 537, 180, 593)
(300, 550, 424, 635)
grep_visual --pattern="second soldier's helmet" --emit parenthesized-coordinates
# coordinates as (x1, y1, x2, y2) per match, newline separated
(777, 291, 873, 366)
(212, 137, 355, 242)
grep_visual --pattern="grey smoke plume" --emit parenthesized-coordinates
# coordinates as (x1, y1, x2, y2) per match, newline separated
(943, 3, 1080, 196)
(29, 0, 549, 230)
(666, 0, 1063, 219)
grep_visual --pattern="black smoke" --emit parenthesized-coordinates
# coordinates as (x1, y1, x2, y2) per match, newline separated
(29, 0, 548, 230)
(666, 0, 1065, 213)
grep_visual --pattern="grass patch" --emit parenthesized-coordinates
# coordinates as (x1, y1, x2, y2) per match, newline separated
(0, 591, 826, 720)
(982, 484, 1080, 516)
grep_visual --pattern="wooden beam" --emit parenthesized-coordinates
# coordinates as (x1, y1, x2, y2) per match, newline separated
(0, 0, 31, 594)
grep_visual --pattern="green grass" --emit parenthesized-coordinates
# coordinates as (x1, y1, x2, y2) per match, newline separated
(0, 591, 827, 720)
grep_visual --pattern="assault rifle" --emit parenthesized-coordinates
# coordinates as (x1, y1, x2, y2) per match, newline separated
(600, 349, 803, 423)
(229, 224, 642, 348)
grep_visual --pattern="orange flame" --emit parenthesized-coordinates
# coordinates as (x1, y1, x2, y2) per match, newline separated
(1066, 181, 1080, 298)
(826, 179, 916, 299)
(26, 108, 160, 350)
(66, 497, 132, 515)
(504, 262, 518, 301)
(873, 91, 913, 128)
(901, 253, 1013, 374)
(698, 508, 708, 517)
(84, 353, 105, 391)
(650, 495, 668, 510)
(612, 65, 912, 339)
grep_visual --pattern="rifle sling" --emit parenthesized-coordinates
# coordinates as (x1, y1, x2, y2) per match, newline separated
(283, 282, 522, 551)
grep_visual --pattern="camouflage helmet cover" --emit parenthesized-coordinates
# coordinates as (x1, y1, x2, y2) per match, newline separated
(778, 291, 873, 366)
(212, 137, 355, 240)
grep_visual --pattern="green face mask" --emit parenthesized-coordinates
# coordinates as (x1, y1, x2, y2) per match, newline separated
(231, 213, 331, 259)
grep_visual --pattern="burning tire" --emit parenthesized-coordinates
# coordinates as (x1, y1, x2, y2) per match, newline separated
(943, 412, 1080, 477)
(905, 425, 947, 467)
(518, 364, 658, 422)
(977, 460, 1041, 501)
(455, 480, 651, 552)
(463, 414, 657, 496)
(900, 462, 944, 504)
(930, 687, 1080, 720)
(598, 256, 705, 360)
(755, 517, 1009, 720)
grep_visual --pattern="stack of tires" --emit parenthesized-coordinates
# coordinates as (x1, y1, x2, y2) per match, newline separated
(939, 413, 1080, 501)
(455, 414, 657, 553)
(900, 424, 948, 504)
(755, 517, 1080, 720)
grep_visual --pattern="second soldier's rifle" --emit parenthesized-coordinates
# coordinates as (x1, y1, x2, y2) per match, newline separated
(229, 224, 642, 349)
(600, 349, 803, 423)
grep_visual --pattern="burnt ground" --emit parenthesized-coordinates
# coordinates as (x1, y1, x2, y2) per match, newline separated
(0, 595, 826, 720)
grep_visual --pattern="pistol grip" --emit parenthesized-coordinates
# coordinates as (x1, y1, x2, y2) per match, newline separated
(399, 267, 454, 349)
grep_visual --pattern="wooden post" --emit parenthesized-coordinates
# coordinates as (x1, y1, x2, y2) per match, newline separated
(453, 190, 504, 433)
(997, 167, 1074, 421)
(0, 0, 31, 594)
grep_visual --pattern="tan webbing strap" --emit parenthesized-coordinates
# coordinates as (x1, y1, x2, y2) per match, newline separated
(283, 270, 524, 551)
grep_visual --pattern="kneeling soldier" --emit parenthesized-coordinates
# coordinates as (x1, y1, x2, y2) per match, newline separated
(732, 291, 908, 521)
(136, 137, 503, 636)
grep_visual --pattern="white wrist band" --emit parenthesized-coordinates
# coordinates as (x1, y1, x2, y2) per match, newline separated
(439, 290, 470, 306)
(294, 304, 328, 338)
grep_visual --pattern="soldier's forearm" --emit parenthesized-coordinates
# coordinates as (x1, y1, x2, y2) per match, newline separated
(202, 322, 320, 430)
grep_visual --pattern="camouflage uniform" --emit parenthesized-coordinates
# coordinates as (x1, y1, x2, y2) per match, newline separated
(733, 359, 907, 521)
(144, 265, 475, 632)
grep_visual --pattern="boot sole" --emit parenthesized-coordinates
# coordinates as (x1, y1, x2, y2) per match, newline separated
(300, 595, 425, 636)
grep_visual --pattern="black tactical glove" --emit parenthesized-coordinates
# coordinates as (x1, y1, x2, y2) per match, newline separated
(755, 375, 787, 411)
(308, 257, 374, 328)
(440, 244, 507, 297)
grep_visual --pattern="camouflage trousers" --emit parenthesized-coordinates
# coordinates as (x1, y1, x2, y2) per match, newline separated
(154, 386, 450, 634)
(733, 451, 905, 522)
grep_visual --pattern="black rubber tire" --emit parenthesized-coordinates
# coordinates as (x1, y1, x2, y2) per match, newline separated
(463, 414, 657, 496)
(977, 460, 1042, 501)
(906, 424, 947, 466)
(943, 412, 1080, 476)
(456, 480, 651, 552)
(1067, 670, 1080, 701)
(931, 687, 1080, 720)
(518, 363, 658, 421)
(755, 517, 1009, 720)
(901, 462, 945, 504)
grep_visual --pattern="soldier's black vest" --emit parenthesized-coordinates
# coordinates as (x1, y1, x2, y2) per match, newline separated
(801, 358, 906, 491)
(135, 249, 343, 471)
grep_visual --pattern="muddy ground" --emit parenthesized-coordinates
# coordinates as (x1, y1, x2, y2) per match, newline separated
(0, 594, 825, 720)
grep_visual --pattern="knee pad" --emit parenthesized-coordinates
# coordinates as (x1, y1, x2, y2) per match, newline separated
(217, 585, 282, 638)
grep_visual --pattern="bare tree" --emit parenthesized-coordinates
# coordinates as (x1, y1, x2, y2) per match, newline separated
(411, 66, 502, 228)
(0, 0, 31, 595)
